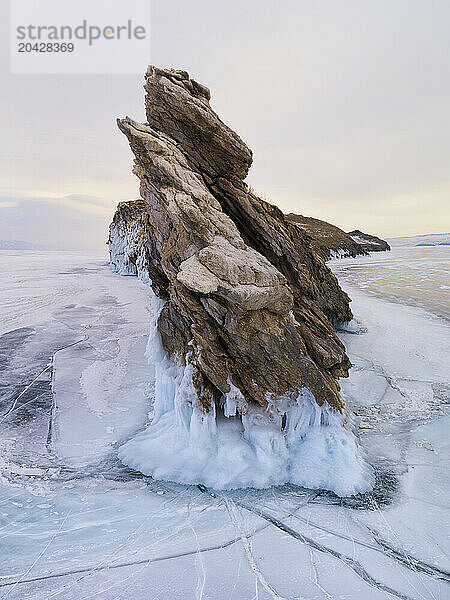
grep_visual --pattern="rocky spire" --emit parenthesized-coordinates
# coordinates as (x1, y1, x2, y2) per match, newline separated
(114, 66, 353, 412)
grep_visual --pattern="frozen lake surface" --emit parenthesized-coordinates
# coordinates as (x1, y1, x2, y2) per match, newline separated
(0, 249, 448, 599)
(331, 237, 450, 320)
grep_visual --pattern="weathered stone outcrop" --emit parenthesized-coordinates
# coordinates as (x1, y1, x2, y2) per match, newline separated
(286, 214, 368, 261)
(112, 66, 355, 413)
(347, 230, 391, 253)
(108, 200, 150, 277)
(287, 215, 391, 260)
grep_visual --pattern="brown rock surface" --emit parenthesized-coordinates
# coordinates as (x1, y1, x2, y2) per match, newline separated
(286, 214, 390, 260)
(286, 214, 368, 261)
(111, 66, 355, 413)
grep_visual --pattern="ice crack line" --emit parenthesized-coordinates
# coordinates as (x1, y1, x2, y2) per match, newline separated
(225, 499, 289, 600)
(288, 512, 450, 583)
(234, 500, 416, 600)
(369, 527, 450, 583)
(0, 363, 52, 423)
(0, 335, 88, 426)
(0, 522, 269, 589)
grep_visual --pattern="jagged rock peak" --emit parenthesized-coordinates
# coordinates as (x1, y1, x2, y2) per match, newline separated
(113, 66, 355, 414)
(144, 66, 253, 181)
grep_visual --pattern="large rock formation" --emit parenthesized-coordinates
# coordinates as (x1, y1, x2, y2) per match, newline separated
(109, 67, 373, 494)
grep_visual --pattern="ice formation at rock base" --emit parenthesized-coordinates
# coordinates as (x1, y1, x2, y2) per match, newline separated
(118, 298, 374, 496)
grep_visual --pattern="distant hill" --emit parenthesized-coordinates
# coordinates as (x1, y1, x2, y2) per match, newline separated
(0, 240, 43, 250)
(388, 233, 450, 248)
(285, 214, 366, 260)
(347, 230, 391, 253)
(285, 214, 390, 260)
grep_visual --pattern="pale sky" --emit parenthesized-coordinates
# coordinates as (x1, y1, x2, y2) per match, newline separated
(1, 0, 449, 249)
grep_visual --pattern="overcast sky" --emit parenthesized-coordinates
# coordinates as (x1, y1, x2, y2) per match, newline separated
(1, 0, 449, 249)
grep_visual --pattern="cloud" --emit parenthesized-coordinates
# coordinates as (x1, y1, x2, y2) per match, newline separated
(0, 195, 117, 250)
(41, 194, 116, 216)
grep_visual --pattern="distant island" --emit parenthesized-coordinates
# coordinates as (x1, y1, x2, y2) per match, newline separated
(416, 241, 450, 247)
(0, 240, 44, 250)
(387, 232, 449, 248)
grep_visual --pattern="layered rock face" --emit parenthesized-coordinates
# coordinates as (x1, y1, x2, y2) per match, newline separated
(110, 67, 373, 494)
(115, 66, 354, 409)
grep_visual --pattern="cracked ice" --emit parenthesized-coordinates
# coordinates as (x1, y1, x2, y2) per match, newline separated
(0, 247, 448, 599)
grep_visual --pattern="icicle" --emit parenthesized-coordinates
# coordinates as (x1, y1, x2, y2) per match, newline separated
(118, 297, 374, 495)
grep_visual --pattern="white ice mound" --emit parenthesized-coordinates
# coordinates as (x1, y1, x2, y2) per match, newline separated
(118, 299, 374, 497)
